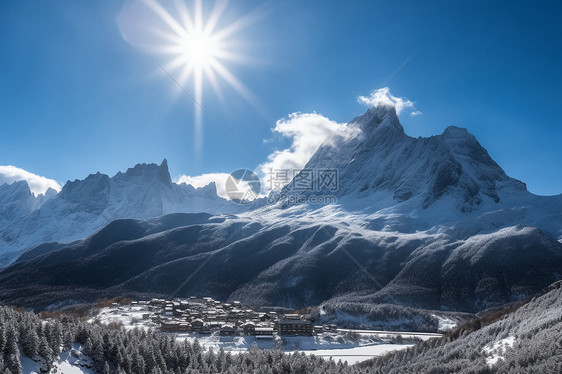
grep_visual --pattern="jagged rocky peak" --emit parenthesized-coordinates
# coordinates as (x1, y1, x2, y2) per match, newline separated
(197, 181, 218, 196)
(350, 104, 404, 135)
(59, 172, 110, 199)
(0, 180, 33, 207)
(298, 105, 530, 211)
(0, 181, 42, 223)
(439, 126, 496, 165)
(439, 125, 527, 192)
(121, 158, 172, 185)
(43, 187, 59, 199)
(441, 125, 472, 138)
(0, 179, 32, 196)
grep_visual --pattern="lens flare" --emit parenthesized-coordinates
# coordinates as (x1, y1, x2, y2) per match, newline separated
(123, 0, 267, 156)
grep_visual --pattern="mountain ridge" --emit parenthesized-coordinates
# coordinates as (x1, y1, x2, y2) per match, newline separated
(0, 159, 239, 265)
(0, 105, 561, 318)
(295, 105, 528, 212)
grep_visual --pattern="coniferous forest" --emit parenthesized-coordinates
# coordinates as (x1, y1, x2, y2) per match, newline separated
(2, 281, 562, 373)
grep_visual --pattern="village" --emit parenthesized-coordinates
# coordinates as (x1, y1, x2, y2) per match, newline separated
(114, 297, 327, 338)
(93, 297, 442, 364)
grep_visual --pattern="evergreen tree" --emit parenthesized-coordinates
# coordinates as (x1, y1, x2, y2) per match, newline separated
(39, 336, 54, 372)
(21, 328, 39, 358)
(6, 352, 22, 374)
(102, 361, 112, 374)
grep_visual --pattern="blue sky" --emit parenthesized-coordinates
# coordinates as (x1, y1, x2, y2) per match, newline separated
(0, 0, 561, 195)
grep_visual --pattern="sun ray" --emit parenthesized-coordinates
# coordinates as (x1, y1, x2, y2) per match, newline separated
(174, 0, 195, 34)
(194, 0, 203, 32)
(142, 0, 188, 39)
(194, 66, 203, 156)
(211, 4, 271, 43)
(203, 65, 224, 102)
(164, 55, 189, 72)
(212, 49, 259, 65)
(204, 0, 228, 36)
(209, 57, 261, 109)
(176, 63, 194, 85)
(143, 0, 265, 157)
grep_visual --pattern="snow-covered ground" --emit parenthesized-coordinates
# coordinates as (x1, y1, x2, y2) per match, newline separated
(288, 344, 413, 365)
(173, 332, 413, 365)
(89, 304, 157, 330)
(91, 305, 439, 364)
(20, 343, 95, 374)
(482, 336, 516, 366)
(335, 328, 442, 341)
(432, 314, 460, 332)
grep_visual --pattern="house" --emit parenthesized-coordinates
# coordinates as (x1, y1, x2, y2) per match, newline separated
(191, 318, 205, 331)
(242, 322, 256, 335)
(259, 313, 271, 322)
(178, 322, 191, 332)
(220, 324, 237, 336)
(278, 319, 313, 336)
(254, 327, 274, 339)
(283, 313, 300, 320)
(161, 320, 186, 332)
(163, 306, 174, 316)
(150, 299, 166, 307)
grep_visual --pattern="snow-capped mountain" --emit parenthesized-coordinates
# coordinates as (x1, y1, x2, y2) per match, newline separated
(0, 159, 239, 265)
(0, 181, 56, 226)
(285, 105, 562, 239)
(300, 105, 526, 209)
(1, 105, 561, 315)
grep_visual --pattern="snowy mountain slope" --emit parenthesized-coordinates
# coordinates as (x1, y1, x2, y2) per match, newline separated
(0, 159, 241, 265)
(361, 281, 562, 373)
(0, 105, 561, 317)
(1, 211, 561, 314)
(0, 180, 55, 226)
(282, 105, 562, 240)
(295, 105, 526, 209)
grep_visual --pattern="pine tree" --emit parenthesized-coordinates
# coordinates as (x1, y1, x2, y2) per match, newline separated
(102, 361, 112, 374)
(46, 321, 63, 354)
(0, 322, 6, 354)
(39, 336, 54, 372)
(21, 328, 40, 358)
(63, 330, 74, 351)
(6, 352, 22, 374)
(90, 339, 106, 372)
(132, 351, 146, 373)
(4, 326, 18, 356)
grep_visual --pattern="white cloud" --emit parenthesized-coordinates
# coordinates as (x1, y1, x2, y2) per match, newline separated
(358, 87, 416, 115)
(0, 165, 61, 196)
(176, 88, 421, 198)
(174, 113, 353, 197)
(257, 112, 358, 190)
(176, 173, 231, 199)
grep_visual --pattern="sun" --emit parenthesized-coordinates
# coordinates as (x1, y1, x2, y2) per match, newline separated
(182, 32, 217, 68)
(138, 0, 265, 156)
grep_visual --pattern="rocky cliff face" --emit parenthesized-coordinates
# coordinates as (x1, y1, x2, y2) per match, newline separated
(1, 106, 561, 314)
(296, 105, 527, 212)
